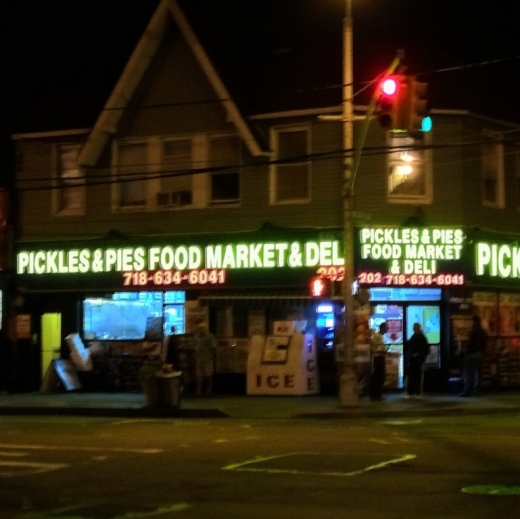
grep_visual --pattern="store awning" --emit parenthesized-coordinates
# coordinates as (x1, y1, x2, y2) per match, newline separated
(198, 290, 343, 307)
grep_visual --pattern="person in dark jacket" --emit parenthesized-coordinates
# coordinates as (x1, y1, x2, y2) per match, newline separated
(165, 326, 180, 370)
(460, 315, 487, 397)
(404, 323, 430, 400)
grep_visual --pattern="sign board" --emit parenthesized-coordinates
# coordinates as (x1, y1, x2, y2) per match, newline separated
(356, 227, 465, 287)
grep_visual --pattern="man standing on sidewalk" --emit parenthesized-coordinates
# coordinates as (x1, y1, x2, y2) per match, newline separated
(370, 322, 388, 401)
(460, 315, 487, 397)
(404, 323, 430, 400)
(194, 323, 217, 396)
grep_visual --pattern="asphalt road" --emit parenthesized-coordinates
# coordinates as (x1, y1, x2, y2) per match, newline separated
(1, 413, 519, 518)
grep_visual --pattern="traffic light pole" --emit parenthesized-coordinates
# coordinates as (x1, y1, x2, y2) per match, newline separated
(339, 0, 358, 407)
(339, 0, 402, 407)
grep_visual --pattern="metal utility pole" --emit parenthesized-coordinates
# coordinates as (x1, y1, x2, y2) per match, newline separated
(338, 0, 359, 408)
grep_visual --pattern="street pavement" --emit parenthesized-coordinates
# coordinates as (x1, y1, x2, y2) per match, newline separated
(1, 389, 520, 419)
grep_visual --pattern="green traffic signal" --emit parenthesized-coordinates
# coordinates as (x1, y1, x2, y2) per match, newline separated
(421, 116, 432, 132)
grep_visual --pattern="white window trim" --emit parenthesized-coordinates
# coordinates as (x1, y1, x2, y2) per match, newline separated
(208, 133, 242, 206)
(111, 133, 244, 212)
(52, 143, 86, 216)
(481, 132, 505, 209)
(387, 131, 433, 205)
(155, 135, 196, 210)
(269, 124, 311, 205)
(111, 139, 150, 213)
(517, 148, 520, 212)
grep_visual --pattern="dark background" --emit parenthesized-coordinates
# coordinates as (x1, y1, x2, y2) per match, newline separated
(3, 0, 520, 181)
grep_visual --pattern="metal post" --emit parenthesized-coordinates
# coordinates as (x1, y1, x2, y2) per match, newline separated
(339, 0, 359, 408)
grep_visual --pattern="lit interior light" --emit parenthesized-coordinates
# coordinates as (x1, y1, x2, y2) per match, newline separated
(396, 165, 413, 175)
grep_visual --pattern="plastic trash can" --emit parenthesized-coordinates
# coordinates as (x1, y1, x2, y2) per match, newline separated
(158, 371, 182, 408)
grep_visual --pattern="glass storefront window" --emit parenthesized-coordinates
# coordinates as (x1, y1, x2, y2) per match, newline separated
(83, 291, 178, 341)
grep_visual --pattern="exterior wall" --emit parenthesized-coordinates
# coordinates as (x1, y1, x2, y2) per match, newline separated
(13, 24, 520, 245)
(14, 34, 346, 243)
(346, 112, 520, 233)
(460, 116, 520, 232)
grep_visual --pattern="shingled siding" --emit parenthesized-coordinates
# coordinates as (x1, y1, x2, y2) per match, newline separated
(14, 122, 345, 242)
(460, 116, 520, 233)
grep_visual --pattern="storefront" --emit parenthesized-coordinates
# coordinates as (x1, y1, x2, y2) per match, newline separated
(12, 230, 345, 393)
(11, 227, 520, 395)
(355, 227, 465, 391)
(355, 227, 520, 392)
(449, 232, 520, 390)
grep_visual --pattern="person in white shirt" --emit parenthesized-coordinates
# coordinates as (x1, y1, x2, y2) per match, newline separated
(370, 321, 388, 400)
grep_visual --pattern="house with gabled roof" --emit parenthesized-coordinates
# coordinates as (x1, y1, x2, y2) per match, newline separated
(6, 0, 520, 396)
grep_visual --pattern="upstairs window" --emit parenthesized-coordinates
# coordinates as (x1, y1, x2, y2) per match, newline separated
(209, 136, 241, 204)
(116, 142, 147, 208)
(54, 144, 85, 214)
(387, 133, 432, 203)
(157, 138, 193, 207)
(482, 134, 504, 208)
(517, 149, 520, 211)
(271, 126, 310, 203)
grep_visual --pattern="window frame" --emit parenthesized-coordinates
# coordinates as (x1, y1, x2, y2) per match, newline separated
(270, 124, 311, 205)
(516, 147, 520, 212)
(481, 132, 505, 209)
(208, 133, 242, 206)
(112, 139, 149, 212)
(386, 131, 433, 204)
(155, 135, 195, 209)
(52, 143, 86, 216)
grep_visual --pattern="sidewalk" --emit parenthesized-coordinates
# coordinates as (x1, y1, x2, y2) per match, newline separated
(1, 389, 520, 419)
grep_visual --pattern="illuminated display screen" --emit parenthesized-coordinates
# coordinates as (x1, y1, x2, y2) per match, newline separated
(356, 227, 466, 286)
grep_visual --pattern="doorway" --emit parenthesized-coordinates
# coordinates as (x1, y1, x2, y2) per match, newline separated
(369, 301, 441, 389)
(41, 313, 61, 382)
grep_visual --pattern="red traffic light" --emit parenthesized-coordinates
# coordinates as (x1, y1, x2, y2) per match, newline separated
(379, 77, 399, 97)
(376, 75, 407, 130)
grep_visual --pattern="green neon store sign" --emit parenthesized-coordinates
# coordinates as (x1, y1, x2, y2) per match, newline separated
(17, 240, 344, 275)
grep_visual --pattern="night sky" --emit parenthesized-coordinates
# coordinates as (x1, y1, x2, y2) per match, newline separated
(3, 0, 520, 179)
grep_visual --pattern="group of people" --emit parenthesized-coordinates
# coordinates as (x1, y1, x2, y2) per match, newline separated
(162, 313, 487, 400)
(369, 315, 487, 400)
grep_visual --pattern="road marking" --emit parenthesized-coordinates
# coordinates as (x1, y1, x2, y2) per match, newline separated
(0, 460, 69, 477)
(20, 502, 192, 518)
(0, 443, 163, 454)
(462, 485, 520, 495)
(381, 419, 423, 425)
(0, 451, 29, 457)
(222, 452, 416, 477)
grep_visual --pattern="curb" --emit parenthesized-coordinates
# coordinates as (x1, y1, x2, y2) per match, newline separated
(0, 405, 519, 420)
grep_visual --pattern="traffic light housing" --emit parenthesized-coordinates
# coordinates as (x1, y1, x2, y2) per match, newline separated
(376, 75, 407, 130)
(407, 77, 429, 131)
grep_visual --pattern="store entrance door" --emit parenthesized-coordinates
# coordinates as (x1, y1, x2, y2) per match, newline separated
(41, 313, 61, 382)
(370, 303, 404, 389)
(405, 304, 441, 368)
(370, 302, 441, 390)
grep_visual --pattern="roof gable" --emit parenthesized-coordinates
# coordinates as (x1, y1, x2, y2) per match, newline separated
(78, 0, 263, 168)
